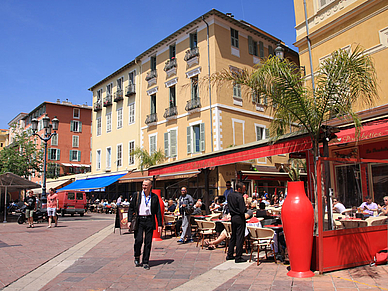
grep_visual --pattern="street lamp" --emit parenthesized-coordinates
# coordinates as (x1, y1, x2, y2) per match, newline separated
(274, 43, 285, 60)
(31, 114, 59, 198)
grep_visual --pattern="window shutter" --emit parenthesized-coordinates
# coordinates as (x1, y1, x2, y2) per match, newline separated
(187, 126, 192, 154)
(77, 150, 81, 162)
(164, 132, 169, 157)
(248, 36, 253, 55)
(170, 129, 177, 157)
(265, 128, 270, 139)
(69, 150, 73, 161)
(268, 45, 273, 56)
(200, 123, 205, 152)
(79, 122, 82, 132)
(56, 149, 60, 161)
(70, 121, 74, 132)
(259, 41, 264, 58)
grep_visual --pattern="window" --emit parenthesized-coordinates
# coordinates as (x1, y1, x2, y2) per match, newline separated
(70, 120, 82, 132)
(190, 32, 197, 49)
(106, 83, 112, 96)
(319, 0, 335, 8)
(256, 126, 270, 140)
(129, 141, 135, 165)
(191, 76, 198, 100)
(106, 147, 111, 169)
(187, 123, 205, 154)
(116, 144, 122, 167)
(72, 135, 79, 148)
(231, 28, 239, 48)
(150, 94, 156, 114)
(150, 56, 156, 71)
(169, 44, 176, 59)
(96, 150, 101, 170)
(233, 83, 242, 99)
(117, 107, 123, 129)
(106, 113, 112, 132)
(259, 41, 264, 58)
(268, 45, 274, 56)
(248, 36, 258, 56)
(164, 129, 177, 158)
(70, 150, 81, 162)
(48, 148, 60, 161)
(149, 135, 157, 155)
(51, 134, 58, 146)
(117, 77, 123, 91)
(97, 89, 103, 101)
(169, 86, 176, 107)
(96, 117, 101, 136)
(129, 70, 136, 85)
(73, 108, 80, 119)
(128, 103, 135, 124)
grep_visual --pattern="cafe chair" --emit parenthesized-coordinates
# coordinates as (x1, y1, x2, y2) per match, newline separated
(221, 221, 232, 253)
(366, 216, 388, 226)
(195, 219, 216, 249)
(205, 213, 221, 221)
(164, 215, 177, 237)
(340, 220, 368, 229)
(247, 226, 277, 266)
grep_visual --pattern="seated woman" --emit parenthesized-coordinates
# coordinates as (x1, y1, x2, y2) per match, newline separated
(256, 202, 270, 218)
(378, 195, 388, 216)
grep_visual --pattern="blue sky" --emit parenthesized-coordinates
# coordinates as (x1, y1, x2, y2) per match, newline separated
(0, 0, 297, 129)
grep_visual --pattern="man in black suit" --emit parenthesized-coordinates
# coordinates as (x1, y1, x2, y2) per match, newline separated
(226, 181, 247, 263)
(128, 179, 162, 270)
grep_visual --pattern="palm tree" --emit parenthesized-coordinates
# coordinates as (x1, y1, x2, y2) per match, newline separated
(131, 147, 165, 172)
(211, 46, 378, 223)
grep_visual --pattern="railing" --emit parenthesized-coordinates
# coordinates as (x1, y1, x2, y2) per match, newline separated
(94, 100, 102, 111)
(164, 58, 177, 72)
(114, 90, 123, 102)
(145, 113, 157, 124)
(103, 95, 112, 107)
(163, 106, 177, 119)
(145, 70, 157, 81)
(185, 97, 201, 111)
(125, 84, 136, 96)
(184, 47, 199, 61)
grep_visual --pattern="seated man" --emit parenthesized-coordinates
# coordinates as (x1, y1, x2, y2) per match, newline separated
(359, 196, 378, 217)
(192, 200, 202, 215)
(256, 202, 270, 218)
(209, 197, 222, 212)
(122, 198, 130, 206)
(166, 199, 176, 213)
(332, 198, 346, 213)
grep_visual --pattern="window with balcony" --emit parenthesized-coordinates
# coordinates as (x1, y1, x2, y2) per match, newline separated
(164, 129, 177, 158)
(191, 76, 198, 100)
(129, 141, 135, 165)
(70, 150, 81, 162)
(117, 107, 123, 129)
(106, 147, 111, 169)
(233, 83, 242, 99)
(128, 103, 135, 124)
(117, 144, 122, 167)
(149, 135, 157, 155)
(96, 117, 102, 136)
(96, 150, 101, 170)
(73, 108, 80, 119)
(70, 120, 82, 132)
(151, 56, 156, 71)
(126, 71, 136, 96)
(97, 89, 103, 101)
(170, 44, 176, 59)
(231, 28, 239, 48)
(187, 123, 205, 154)
(114, 77, 124, 102)
(145, 95, 157, 124)
(106, 112, 112, 133)
(72, 135, 79, 148)
(48, 148, 60, 161)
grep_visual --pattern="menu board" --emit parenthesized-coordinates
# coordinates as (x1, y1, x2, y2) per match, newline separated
(114, 206, 129, 234)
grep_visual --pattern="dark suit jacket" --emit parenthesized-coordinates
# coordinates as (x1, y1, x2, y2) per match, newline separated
(128, 191, 162, 230)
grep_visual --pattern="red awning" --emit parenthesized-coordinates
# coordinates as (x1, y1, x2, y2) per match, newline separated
(148, 135, 312, 176)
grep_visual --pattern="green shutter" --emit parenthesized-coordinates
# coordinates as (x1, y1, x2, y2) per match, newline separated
(200, 123, 205, 152)
(259, 41, 264, 58)
(56, 149, 60, 161)
(268, 45, 273, 56)
(79, 122, 82, 132)
(69, 150, 73, 161)
(170, 129, 177, 157)
(265, 128, 270, 139)
(248, 36, 253, 55)
(70, 121, 74, 132)
(77, 150, 81, 162)
(187, 126, 192, 154)
(164, 132, 169, 157)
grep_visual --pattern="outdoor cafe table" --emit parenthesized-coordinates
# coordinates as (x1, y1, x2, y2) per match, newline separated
(212, 218, 231, 233)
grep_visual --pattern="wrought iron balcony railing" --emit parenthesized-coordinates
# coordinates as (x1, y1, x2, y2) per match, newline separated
(163, 106, 177, 119)
(125, 83, 136, 96)
(145, 113, 157, 125)
(164, 58, 177, 72)
(103, 95, 112, 107)
(145, 70, 157, 81)
(94, 100, 102, 111)
(185, 97, 201, 111)
(114, 90, 123, 102)
(184, 47, 199, 61)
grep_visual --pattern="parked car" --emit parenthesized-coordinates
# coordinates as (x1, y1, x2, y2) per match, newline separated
(57, 190, 87, 217)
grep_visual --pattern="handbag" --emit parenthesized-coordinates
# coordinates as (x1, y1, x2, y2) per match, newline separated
(184, 205, 194, 215)
(130, 193, 141, 232)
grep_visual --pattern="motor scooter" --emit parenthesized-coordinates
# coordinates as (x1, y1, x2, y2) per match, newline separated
(17, 205, 48, 224)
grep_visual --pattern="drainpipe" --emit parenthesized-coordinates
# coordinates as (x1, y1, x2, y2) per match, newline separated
(303, 0, 316, 96)
(202, 16, 214, 152)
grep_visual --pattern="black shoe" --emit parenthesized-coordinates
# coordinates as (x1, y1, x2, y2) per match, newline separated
(235, 257, 247, 263)
(134, 259, 142, 267)
(226, 255, 235, 260)
(143, 264, 150, 270)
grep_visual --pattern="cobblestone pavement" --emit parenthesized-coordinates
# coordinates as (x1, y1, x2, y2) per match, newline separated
(1, 213, 387, 291)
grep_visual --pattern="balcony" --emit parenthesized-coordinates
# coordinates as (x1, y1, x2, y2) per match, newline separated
(163, 106, 177, 119)
(103, 94, 112, 107)
(114, 90, 123, 102)
(185, 97, 201, 112)
(145, 113, 157, 125)
(125, 83, 136, 96)
(94, 100, 102, 112)
(164, 58, 177, 72)
(184, 47, 199, 67)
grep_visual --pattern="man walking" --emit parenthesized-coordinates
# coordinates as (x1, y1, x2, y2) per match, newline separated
(227, 182, 247, 263)
(178, 186, 194, 243)
(127, 179, 162, 270)
(24, 190, 36, 228)
(223, 181, 233, 200)
(47, 188, 58, 228)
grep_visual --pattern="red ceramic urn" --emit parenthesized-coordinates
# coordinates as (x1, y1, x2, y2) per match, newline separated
(281, 181, 315, 278)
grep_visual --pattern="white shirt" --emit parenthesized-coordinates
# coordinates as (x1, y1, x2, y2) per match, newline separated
(138, 191, 152, 216)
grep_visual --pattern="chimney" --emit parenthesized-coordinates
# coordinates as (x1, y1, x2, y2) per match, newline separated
(226, 13, 234, 18)
(57, 99, 60, 103)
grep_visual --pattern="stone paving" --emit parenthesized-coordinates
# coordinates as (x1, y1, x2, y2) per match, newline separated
(1, 213, 388, 290)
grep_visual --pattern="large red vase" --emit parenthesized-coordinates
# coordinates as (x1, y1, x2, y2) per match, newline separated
(152, 189, 164, 242)
(281, 181, 315, 278)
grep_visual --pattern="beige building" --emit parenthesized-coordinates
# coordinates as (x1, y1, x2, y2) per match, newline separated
(0, 129, 8, 150)
(90, 9, 299, 199)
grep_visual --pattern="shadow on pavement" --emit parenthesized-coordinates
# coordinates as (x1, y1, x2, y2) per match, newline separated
(150, 259, 174, 267)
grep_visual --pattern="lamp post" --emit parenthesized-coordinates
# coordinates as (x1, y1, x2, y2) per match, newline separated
(274, 43, 285, 60)
(31, 115, 59, 198)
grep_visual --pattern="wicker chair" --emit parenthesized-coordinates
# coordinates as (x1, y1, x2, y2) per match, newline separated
(247, 226, 277, 265)
(195, 219, 216, 249)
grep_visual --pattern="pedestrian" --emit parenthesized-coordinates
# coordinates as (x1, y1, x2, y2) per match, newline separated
(223, 181, 234, 200)
(24, 190, 36, 228)
(47, 188, 58, 228)
(227, 181, 247, 263)
(127, 179, 162, 270)
(117, 195, 123, 207)
(177, 186, 194, 244)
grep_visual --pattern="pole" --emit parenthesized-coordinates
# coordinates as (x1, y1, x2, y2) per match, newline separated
(3, 186, 7, 223)
(42, 140, 48, 198)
